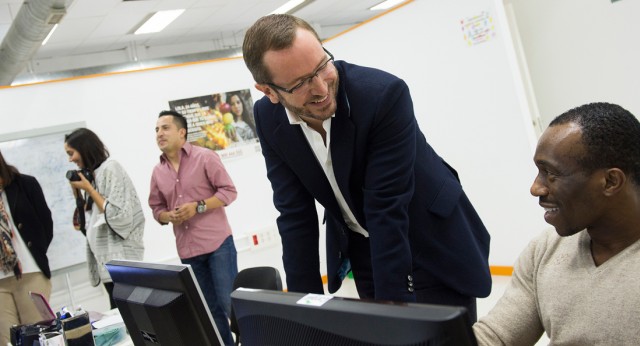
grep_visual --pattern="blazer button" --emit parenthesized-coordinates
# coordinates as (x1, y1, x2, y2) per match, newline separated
(407, 275, 413, 281)
(17, 223, 23, 229)
(27, 241, 33, 247)
(408, 287, 414, 293)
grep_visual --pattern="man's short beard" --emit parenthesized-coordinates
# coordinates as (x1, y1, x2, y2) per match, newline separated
(276, 77, 339, 121)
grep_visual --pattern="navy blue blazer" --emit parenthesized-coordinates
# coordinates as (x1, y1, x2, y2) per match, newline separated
(4, 174, 54, 278)
(254, 61, 491, 302)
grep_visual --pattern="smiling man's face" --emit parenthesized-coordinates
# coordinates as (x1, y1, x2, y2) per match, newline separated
(530, 122, 606, 236)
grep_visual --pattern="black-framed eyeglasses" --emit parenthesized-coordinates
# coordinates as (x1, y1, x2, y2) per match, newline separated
(267, 47, 334, 94)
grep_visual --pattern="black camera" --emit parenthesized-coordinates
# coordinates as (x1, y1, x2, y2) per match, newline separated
(66, 168, 93, 182)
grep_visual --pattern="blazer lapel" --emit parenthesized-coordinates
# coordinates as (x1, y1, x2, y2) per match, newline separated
(271, 107, 342, 215)
(330, 75, 357, 212)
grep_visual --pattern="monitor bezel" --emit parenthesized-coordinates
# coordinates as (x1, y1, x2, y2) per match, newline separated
(231, 288, 478, 346)
(105, 259, 223, 346)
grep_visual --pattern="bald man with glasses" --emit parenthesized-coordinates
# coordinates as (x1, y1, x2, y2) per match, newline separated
(242, 14, 491, 322)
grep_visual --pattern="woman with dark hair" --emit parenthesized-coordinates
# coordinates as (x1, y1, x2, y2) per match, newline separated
(0, 150, 53, 345)
(226, 91, 257, 141)
(64, 128, 145, 309)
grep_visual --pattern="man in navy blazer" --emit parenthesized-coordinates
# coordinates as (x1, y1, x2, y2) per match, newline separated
(243, 14, 491, 320)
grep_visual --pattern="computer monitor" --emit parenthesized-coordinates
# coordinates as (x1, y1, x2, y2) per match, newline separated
(105, 259, 223, 346)
(231, 289, 478, 346)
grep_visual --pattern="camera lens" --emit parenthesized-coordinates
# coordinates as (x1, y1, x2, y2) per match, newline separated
(66, 170, 80, 181)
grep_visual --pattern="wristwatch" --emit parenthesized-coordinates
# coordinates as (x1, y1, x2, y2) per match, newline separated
(196, 200, 207, 214)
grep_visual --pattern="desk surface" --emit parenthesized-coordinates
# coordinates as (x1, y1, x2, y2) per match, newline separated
(93, 309, 132, 346)
(114, 336, 133, 346)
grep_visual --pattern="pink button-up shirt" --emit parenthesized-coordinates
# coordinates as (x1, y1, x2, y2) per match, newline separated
(149, 143, 237, 259)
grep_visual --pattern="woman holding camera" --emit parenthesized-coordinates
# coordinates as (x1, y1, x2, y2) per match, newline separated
(0, 150, 53, 345)
(64, 128, 144, 309)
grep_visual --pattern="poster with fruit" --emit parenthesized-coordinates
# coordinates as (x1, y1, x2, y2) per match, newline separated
(168, 89, 259, 158)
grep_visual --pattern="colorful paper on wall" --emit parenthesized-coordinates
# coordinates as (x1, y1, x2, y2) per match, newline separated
(461, 11, 496, 46)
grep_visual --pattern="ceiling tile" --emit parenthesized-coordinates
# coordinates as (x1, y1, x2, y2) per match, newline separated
(0, 0, 409, 84)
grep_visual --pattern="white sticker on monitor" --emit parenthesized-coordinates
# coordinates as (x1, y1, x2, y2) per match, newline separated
(236, 287, 262, 292)
(296, 294, 333, 306)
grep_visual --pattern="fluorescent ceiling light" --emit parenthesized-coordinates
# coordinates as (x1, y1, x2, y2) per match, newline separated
(270, 0, 306, 14)
(370, 0, 405, 11)
(134, 9, 185, 35)
(42, 24, 58, 46)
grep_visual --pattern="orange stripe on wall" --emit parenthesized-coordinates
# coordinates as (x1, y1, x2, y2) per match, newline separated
(320, 266, 513, 284)
(323, 0, 415, 43)
(0, 56, 244, 90)
(489, 266, 513, 276)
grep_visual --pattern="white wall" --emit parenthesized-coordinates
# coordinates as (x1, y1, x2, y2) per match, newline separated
(0, 0, 548, 311)
(1, 58, 278, 261)
(508, 0, 640, 127)
(326, 0, 547, 266)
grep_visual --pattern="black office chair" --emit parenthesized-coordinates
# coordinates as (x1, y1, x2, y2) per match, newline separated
(230, 266, 283, 345)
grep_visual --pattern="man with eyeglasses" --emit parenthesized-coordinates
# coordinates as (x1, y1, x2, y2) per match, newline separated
(242, 14, 491, 321)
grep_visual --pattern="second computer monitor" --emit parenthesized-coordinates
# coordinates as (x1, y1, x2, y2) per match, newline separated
(231, 288, 478, 346)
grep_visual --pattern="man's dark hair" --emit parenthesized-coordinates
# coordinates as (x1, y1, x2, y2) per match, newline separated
(159, 110, 188, 134)
(64, 128, 110, 171)
(242, 14, 321, 84)
(549, 102, 640, 185)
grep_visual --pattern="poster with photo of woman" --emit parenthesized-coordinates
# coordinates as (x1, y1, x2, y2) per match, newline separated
(168, 89, 259, 159)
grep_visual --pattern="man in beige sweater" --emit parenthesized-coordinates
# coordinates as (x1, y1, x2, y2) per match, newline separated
(474, 102, 640, 345)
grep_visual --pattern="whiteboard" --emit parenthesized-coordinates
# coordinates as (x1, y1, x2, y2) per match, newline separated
(0, 123, 87, 272)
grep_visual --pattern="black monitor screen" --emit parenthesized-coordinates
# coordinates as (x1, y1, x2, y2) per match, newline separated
(231, 289, 478, 346)
(105, 260, 223, 346)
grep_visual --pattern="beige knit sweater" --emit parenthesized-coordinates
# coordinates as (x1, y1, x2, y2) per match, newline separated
(474, 228, 640, 345)
(85, 160, 145, 286)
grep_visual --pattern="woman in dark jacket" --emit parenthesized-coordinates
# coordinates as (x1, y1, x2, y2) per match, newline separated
(0, 150, 53, 346)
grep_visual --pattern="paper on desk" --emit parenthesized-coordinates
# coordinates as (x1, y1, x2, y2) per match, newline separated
(92, 314, 123, 329)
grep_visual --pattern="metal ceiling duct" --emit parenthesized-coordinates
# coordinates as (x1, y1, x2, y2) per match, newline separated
(0, 0, 68, 86)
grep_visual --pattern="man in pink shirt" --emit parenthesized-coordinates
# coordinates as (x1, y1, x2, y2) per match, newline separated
(149, 110, 238, 345)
